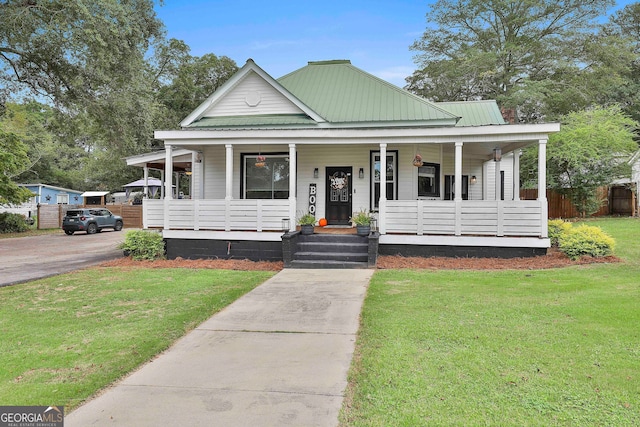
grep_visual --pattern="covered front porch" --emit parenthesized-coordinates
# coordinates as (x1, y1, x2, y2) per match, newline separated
(133, 131, 552, 258)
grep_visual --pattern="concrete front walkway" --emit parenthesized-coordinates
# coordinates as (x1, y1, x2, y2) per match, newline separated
(66, 269, 373, 427)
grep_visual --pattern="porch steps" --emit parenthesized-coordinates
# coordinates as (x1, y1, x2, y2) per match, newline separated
(289, 233, 372, 269)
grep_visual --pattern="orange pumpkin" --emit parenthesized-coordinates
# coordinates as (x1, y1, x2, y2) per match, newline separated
(318, 218, 328, 227)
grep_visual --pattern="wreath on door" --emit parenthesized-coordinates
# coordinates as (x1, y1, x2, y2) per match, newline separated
(330, 172, 348, 190)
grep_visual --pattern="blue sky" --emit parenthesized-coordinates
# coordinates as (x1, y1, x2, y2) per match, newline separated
(155, 0, 635, 88)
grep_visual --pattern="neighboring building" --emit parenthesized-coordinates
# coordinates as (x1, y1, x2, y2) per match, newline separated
(0, 184, 83, 222)
(81, 191, 110, 206)
(19, 183, 83, 205)
(611, 149, 640, 216)
(129, 59, 559, 264)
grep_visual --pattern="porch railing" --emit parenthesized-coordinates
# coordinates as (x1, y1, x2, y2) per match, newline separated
(144, 199, 290, 231)
(144, 199, 545, 237)
(385, 200, 544, 237)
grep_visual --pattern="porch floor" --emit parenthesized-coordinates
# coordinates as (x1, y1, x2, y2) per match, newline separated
(299, 226, 357, 235)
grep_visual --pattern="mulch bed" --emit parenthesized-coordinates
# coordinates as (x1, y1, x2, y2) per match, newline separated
(100, 248, 620, 271)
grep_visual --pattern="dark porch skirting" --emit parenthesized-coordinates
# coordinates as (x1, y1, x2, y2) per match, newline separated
(165, 236, 546, 262)
(165, 238, 283, 262)
(378, 244, 547, 259)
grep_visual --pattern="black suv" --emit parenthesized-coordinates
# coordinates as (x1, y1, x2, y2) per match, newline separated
(62, 208, 124, 235)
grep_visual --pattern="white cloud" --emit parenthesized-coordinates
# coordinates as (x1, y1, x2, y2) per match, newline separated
(373, 66, 415, 87)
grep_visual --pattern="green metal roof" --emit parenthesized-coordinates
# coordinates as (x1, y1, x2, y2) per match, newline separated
(436, 100, 507, 127)
(186, 114, 317, 128)
(277, 60, 459, 125)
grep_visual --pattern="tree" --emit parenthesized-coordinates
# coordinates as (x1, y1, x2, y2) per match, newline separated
(542, 106, 638, 216)
(0, 125, 33, 204)
(408, 0, 616, 121)
(600, 2, 640, 125)
(0, 0, 164, 108)
(0, 0, 167, 161)
(154, 42, 238, 128)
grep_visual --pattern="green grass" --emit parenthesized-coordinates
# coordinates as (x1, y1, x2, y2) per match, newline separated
(341, 218, 640, 426)
(0, 268, 273, 409)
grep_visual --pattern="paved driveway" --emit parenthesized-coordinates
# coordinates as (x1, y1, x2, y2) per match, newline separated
(0, 229, 128, 287)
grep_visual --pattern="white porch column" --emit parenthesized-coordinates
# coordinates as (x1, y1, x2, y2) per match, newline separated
(225, 144, 233, 232)
(196, 152, 204, 200)
(537, 140, 547, 201)
(513, 149, 521, 201)
(538, 139, 548, 237)
(289, 143, 297, 231)
(165, 145, 173, 200)
(454, 141, 463, 236)
(143, 164, 149, 198)
(160, 170, 165, 199)
(164, 144, 173, 230)
(454, 142, 463, 200)
(190, 151, 198, 200)
(379, 143, 387, 234)
(174, 172, 180, 198)
(494, 158, 502, 201)
(225, 144, 233, 200)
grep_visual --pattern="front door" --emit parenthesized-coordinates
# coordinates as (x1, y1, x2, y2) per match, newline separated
(326, 167, 352, 225)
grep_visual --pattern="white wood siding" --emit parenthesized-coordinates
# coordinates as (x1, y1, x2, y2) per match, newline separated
(204, 72, 303, 117)
(203, 145, 226, 199)
(484, 152, 515, 200)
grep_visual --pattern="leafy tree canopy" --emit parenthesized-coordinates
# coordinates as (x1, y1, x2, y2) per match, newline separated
(407, 0, 627, 122)
(153, 40, 238, 128)
(523, 105, 639, 216)
(0, 0, 164, 108)
(0, 123, 32, 204)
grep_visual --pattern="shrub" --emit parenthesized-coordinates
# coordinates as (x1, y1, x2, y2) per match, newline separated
(548, 219, 572, 247)
(559, 224, 615, 260)
(0, 212, 29, 233)
(119, 230, 165, 260)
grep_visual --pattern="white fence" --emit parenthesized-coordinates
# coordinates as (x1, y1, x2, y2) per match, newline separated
(144, 199, 290, 232)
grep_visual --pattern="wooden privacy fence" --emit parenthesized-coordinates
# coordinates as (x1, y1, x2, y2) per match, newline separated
(520, 188, 610, 219)
(37, 204, 143, 229)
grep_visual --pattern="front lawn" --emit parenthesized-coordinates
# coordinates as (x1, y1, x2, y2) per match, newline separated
(341, 218, 640, 426)
(0, 268, 273, 409)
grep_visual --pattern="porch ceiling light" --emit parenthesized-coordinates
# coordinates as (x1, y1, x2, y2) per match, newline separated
(493, 147, 502, 162)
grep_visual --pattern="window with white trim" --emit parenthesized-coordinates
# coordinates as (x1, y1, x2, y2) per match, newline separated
(418, 163, 440, 198)
(56, 193, 69, 204)
(242, 154, 290, 199)
(370, 151, 397, 211)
